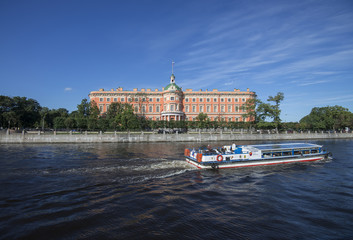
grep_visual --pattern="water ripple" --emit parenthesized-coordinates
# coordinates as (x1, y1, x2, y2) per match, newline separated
(1, 141, 353, 239)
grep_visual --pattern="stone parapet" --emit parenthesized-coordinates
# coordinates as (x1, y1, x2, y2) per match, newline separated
(1, 132, 352, 143)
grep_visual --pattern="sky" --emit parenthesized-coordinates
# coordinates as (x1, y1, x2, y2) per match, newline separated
(1, 0, 353, 122)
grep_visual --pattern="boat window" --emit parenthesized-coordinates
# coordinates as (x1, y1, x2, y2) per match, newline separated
(283, 151, 292, 156)
(294, 151, 301, 155)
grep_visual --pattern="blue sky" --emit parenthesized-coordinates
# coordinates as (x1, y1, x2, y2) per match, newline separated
(1, 0, 352, 122)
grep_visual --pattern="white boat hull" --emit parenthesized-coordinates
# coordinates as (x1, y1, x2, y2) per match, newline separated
(185, 155, 327, 169)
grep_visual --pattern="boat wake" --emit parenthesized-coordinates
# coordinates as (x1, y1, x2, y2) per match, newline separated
(19, 158, 196, 185)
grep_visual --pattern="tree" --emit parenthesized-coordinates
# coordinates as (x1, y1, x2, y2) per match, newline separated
(65, 117, 76, 129)
(77, 98, 90, 118)
(48, 108, 69, 129)
(53, 117, 66, 130)
(0, 96, 15, 128)
(256, 102, 273, 122)
(89, 100, 100, 119)
(267, 92, 284, 131)
(40, 107, 50, 130)
(196, 113, 209, 129)
(115, 104, 140, 130)
(300, 105, 353, 130)
(98, 118, 110, 131)
(9, 97, 41, 129)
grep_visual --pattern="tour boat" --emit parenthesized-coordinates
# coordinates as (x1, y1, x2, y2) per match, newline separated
(184, 143, 330, 169)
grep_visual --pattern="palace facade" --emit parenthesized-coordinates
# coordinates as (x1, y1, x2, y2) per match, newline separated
(88, 74, 256, 122)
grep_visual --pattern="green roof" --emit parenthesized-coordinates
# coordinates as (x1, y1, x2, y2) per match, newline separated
(165, 83, 181, 91)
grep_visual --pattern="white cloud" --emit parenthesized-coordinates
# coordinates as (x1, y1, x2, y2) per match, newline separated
(224, 81, 234, 86)
(64, 87, 72, 91)
(297, 80, 331, 87)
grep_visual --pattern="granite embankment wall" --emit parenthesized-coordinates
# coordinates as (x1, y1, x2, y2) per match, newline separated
(1, 131, 353, 143)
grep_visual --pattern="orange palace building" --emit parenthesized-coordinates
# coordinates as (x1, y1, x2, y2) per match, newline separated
(89, 74, 256, 122)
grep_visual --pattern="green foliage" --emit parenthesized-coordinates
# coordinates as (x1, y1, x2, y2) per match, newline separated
(300, 105, 353, 130)
(53, 117, 66, 129)
(256, 121, 276, 130)
(98, 118, 110, 131)
(89, 101, 100, 120)
(2, 94, 352, 133)
(196, 113, 209, 128)
(248, 92, 284, 130)
(0, 95, 41, 129)
(64, 117, 76, 129)
(77, 98, 90, 118)
(267, 92, 284, 129)
(114, 104, 140, 130)
(87, 118, 98, 130)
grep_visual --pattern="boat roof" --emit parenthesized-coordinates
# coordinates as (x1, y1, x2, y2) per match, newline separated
(246, 143, 322, 152)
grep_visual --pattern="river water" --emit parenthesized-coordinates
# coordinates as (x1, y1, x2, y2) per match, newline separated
(0, 139, 352, 239)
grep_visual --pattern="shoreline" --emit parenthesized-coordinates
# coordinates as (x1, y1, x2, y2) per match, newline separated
(1, 131, 353, 143)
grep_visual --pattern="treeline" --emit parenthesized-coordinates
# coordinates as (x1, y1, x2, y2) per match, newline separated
(1, 95, 352, 131)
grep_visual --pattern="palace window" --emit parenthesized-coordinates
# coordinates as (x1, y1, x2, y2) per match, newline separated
(106, 104, 110, 111)
(236, 117, 239, 122)
(228, 105, 232, 112)
(192, 105, 196, 112)
(135, 98, 138, 102)
(142, 98, 146, 102)
(171, 97, 175, 100)
(99, 98, 103, 102)
(242, 105, 246, 112)
(142, 105, 146, 113)
(171, 104, 174, 111)
(200, 98, 203, 102)
(206, 105, 210, 112)
(186, 105, 189, 112)
(221, 105, 225, 112)
(128, 98, 132, 102)
(242, 98, 246, 102)
(149, 105, 153, 113)
(235, 98, 238, 102)
(134, 105, 139, 112)
(228, 117, 232, 122)
(156, 98, 160, 102)
(200, 105, 203, 112)
(113, 98, 117, 102)
(207, 98, 210, 102)
(156, 105, 160, 112)
(228, 98, 231, 102)
(185, 98, 189, 102)
(99, 105, 103, 112)
(149, 98, 153, 102)
(214, 105, 218, 112)
(121, 98, 125, 102)
(214, 98, 217, 102)
(221, 98, 224, 102)
(235, 106, 239, 112)
(192, 98, 196, 102)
